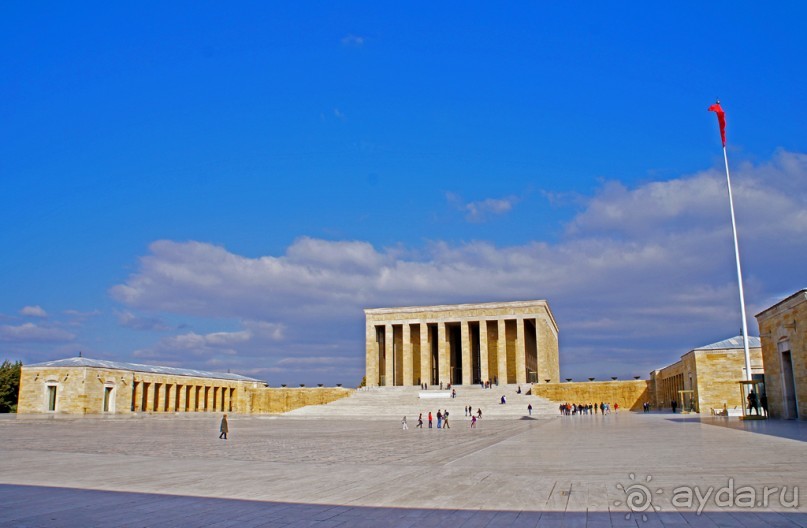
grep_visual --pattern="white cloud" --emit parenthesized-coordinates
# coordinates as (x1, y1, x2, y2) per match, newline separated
(276, 356, 353, 367)
(448, 193, 519, 223)
(131, 320, 286, 372)
(341, 34, 365, 47)
(0, 323, 75, 343)
(116, 310, 171, 332)
(63, 309, 101, 318)
(20, 305, 47, 318)
(111, 150, 807, 382)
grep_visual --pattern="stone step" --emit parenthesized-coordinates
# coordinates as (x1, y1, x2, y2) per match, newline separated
(283, 384, 560, 419)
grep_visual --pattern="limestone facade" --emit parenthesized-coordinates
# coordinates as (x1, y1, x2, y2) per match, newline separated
(531, 380, 651, 411)
(365, 300, 559, 387)
(17, 357, 352, 415)
(649, 336, 763, 414)
(756, 289, 807, 420)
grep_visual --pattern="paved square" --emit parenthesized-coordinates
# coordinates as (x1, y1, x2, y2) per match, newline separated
(1, 412, 806, 527)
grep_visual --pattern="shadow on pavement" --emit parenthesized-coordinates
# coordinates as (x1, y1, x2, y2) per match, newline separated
(1, 484, 804, 527)
(665, 415, 807, 442)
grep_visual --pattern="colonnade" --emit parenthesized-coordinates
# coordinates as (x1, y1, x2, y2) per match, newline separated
(653, 372, 686, 409)
(365, 302, 559, 388)
(131, 378, 236, 413)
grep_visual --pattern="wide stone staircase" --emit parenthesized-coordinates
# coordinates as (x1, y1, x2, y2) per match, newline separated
(282, 384, 560, 420)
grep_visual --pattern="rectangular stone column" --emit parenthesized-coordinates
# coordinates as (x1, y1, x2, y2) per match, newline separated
(536, 316, 559, 383)
(420, 323, 429, 386)
(516, 318, 527, 385)
(385, 324, 394, 386)
(177, 384, 185, 412)
(497, 319, 508, 384)
(365, 322, 379, 387)
(438, 322, 449, 386)
(146, 383, 156, 412)
(461, 320, 471, 386)
(141, 383, 150, 412)
(133, 381, 142, 412)
(403, 324, 413, 386)
(533, 319, 543, 383)
(479, 321, 489, 384)
(165, 384, 173, 412)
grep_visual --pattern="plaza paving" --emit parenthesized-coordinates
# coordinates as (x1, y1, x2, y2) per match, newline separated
(1, 411, 806, 527)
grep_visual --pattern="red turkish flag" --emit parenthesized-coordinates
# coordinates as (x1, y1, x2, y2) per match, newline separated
(708, 102, 726, 147)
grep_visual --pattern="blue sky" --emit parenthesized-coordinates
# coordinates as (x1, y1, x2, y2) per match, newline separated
(2, 3, 806, 385)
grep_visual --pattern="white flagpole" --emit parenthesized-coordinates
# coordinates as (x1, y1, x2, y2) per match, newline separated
(720, 144, 752, 381)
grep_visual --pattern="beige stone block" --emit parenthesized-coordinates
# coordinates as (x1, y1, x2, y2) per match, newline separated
(497, 319, 507, 384)
(461, 320, 471, 386)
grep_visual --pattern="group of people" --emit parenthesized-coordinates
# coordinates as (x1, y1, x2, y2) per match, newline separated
(746, 390, 768, 416)
(559, 402, 616, 415)
(403, 407, 484, 430)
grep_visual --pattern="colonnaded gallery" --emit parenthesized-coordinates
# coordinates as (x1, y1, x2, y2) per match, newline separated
(364, 300, 559, 387)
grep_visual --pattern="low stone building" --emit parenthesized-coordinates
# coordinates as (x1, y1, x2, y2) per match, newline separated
(17, 357, 352, 415)
(756, 289, 807, 420)
(365, 300, 559, 387)
(649, 336, 763, 414)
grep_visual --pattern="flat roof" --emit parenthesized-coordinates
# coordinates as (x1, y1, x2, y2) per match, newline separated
(25, 357, 263, 383)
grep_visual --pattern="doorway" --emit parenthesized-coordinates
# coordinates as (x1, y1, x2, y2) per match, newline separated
(781, 345, 798, 420)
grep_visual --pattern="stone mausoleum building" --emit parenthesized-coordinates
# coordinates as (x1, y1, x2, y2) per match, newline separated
(756, 289, 807, 420)
(365, 300, 559, 387)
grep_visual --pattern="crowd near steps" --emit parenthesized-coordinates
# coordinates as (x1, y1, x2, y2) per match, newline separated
(282, 384, 560, 420)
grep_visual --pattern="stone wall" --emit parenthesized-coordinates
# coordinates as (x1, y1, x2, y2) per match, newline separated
(756, 290, 807, 420)
(692, 349, 762, 413)
(247, 387, 354, 413)
(18, 364, 353, 415)
(531, 380, 651, 411)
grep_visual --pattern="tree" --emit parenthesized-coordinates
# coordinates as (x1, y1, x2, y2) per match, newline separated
(0, 360, 22, 413)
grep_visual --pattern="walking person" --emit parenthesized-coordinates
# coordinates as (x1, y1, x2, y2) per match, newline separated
(528, 403, 532, 416)
(417, 413, 424, 428)
(443, 410, 450, 429)
(437, 410, 443, 429)
(401, 416, 408, 430)
(470, 415, 477, 428)
(428, 411, 433, 429)
(219, 414, 229, 440)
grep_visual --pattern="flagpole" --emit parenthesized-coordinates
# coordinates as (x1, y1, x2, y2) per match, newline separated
(720, 145, 753, 381)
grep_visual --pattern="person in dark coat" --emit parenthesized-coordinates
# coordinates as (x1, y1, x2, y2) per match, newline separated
(219, 414, 229, 439)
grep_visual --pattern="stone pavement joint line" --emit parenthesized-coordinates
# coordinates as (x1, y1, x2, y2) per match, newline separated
(0, 412, 806, 527)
